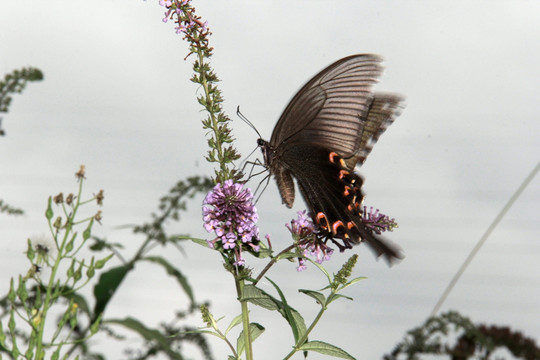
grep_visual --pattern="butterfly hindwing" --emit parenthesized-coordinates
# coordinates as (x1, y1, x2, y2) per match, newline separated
(281, 144, 402, 261)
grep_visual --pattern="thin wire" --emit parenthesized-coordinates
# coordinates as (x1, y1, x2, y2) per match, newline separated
(430, 160, 540, 317)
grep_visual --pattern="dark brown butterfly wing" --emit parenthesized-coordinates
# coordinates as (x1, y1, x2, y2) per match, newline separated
(270, 54, 387, 159)
(280, 144, 403, 262)
(261, 54, 404, 262)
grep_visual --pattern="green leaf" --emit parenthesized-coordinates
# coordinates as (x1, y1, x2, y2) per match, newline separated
(106, 317, 184, 360)
(237, 322, 264, 356)
(241, 285, 307, 342)
(266, 277, 301, 342)
(299, 340, 355, 359)
(341, 276, 367, 290)
(309, 259, 332, 284)
(299, 289, 327, 307)
(184, 329, 224, 340)
(225, 314, 243, 336)
(275, 252, 298, 261)
(92, 265, 129, 320)
(326, 293, 353, 306)
(186, 236, 211, 248)
(241, 285, 279, 311)
(142, 256, 194, 305)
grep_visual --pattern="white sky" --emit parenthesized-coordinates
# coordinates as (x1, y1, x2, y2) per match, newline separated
(1, 1, 539, 359)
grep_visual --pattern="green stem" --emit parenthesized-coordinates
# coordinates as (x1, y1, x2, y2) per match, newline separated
(36, 178, 85, 358)
(235, 277, 253, 360)
(197, 50, 228, 177)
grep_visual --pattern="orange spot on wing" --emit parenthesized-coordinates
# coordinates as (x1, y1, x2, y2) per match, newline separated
(332, 220, 345, 235)
(316, 212, 329, 230)
(339, 170, 349, 180)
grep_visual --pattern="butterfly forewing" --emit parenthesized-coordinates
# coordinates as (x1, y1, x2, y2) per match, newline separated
(261, 54, 404, 263)
(270, 54, 384, 159)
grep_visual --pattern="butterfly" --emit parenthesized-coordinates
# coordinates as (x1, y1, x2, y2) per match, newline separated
(257, 54, 404, 263)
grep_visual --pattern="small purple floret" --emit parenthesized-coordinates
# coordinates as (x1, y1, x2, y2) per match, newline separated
(287, 211, 333, 271)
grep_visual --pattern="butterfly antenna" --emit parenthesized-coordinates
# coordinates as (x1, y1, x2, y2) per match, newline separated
(237, 106, 263, 139)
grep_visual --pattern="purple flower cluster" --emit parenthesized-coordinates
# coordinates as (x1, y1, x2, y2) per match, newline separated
(362, 206, 398, 234)
(159, 0, 209, 35)
(287, 211, 334, 272)
(203, 180, 260, 266)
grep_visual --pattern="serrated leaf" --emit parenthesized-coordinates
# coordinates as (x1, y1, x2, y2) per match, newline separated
(106, 317, 183, 359)
(299, 289, 327, 307)
(225, 314, 243, 336)
(142, 256, 194, 305)
(299, 340, 355, 359)
(237, 322, 264, 355)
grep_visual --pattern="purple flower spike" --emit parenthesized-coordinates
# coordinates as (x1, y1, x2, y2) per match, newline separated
(362, 206, 398, 234)
(203, 180, 261, 266)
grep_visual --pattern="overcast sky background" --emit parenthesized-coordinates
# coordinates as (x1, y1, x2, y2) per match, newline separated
(1, 1, 539, 359)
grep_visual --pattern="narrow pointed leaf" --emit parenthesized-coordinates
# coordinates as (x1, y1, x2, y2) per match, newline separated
(299, 289, 327, 307)
(106, 317, 183, 360)
(341, 276, 367, 291)
(241, 285, 279, 310)
(242, 284, 307, 341)
(299, 340, 355, 359)
(327, 293, 354, 306)
(225, 314, 243, 336)
(266, 277, 301, 341)
(237, 322, 264, 355)
(309, 259, 332, 284)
